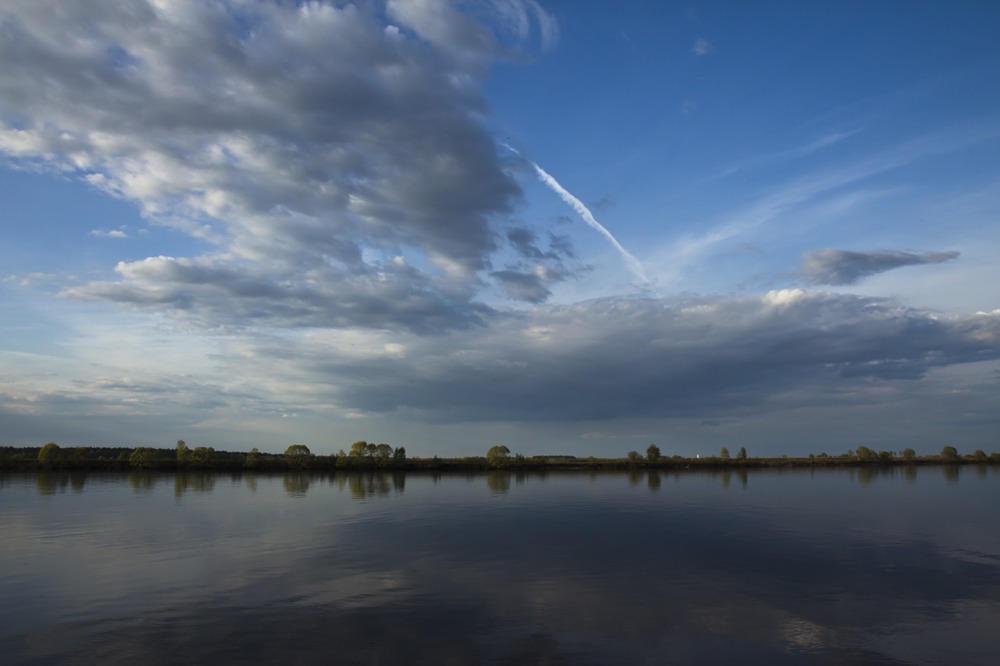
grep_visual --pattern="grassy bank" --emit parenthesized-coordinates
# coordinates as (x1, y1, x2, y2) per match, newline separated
(2, 443, 998, 473)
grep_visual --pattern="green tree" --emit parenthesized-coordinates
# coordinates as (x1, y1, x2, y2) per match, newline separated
(349, 440, 369, 458)
(37, 442, 61, 466)
(176, 440, 190, 464)
(189, 446, 215, 464)
(901, 448, 916, 461)
(737, 446, 747, 461)
(393, 446, 406, 465)
(940, 445, 959, 461)
(284, 444, 312, 467)
(627, 450, 641, 464)
(646, 444, 661, 463)
(720, 447, 730, 460)
(856, 445, 876, 461)
(374, 443, 393, 463)
(486, 445, 511, 468)
(245, 447, 259, 468)
(129, 447, 160, 469)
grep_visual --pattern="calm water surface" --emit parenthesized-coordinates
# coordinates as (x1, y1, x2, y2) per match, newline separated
(1, 466, 998, 665)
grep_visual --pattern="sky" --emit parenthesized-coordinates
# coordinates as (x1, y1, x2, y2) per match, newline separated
(1, 0, 999, 458)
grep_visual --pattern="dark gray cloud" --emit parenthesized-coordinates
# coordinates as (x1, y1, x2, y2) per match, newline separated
(63, 254, 491, 333)
(801, 249, 960, 285)
(491, 269, 551, 303)
(490, 226, 578, 302)
(506, 226, 576, 261)
(0, 0, 556, 329)
(4, 290, 998, 453)
(507, 227, 546, 260)
(245, 291, 1000, 422)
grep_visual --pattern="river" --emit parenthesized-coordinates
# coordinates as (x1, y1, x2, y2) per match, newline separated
(2, 465, 998, 664)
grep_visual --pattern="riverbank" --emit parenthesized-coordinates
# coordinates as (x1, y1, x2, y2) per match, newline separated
(2, 444, 997, 472)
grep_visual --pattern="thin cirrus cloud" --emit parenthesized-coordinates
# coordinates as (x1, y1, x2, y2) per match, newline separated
(692, 38, 713, 56)
(801, 249, 961, 285)
(648, 123, 996, 287)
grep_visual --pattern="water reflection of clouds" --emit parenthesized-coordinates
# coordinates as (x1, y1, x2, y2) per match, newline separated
(2, 470, 999, 665)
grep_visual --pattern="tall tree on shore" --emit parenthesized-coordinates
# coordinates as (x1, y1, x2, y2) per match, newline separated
(38, 442, 61, 466)
(486, 445, 511, 468)
(940, 445, 959, 461)
(284, 444, 312, 468)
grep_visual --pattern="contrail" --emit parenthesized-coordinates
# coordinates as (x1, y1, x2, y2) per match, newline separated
(504, 144, 649, 285)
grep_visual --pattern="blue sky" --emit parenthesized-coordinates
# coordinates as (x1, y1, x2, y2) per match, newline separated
(1, 0, 998, 457)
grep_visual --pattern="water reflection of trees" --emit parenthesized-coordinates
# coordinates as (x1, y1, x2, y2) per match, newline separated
(36, 472, 64, 495)
(341, 471, 405, 499)
(856, 466, 878, 486)
(129, 471, 158, 492)
(841, 463, 982, 487)
(849, 465, 907, 487)
(486, 471, 511, 493)
(35, 472, 88, 495)
(174, 472, 216, 496)
(283, 472, 310, 498)
(628, 469, 642, 487)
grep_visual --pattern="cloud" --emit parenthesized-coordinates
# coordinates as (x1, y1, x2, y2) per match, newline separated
(63, 254, 491, 333)
(649, 124, 997, 287)
(505, 146, 649, 285)
(4, 272, 56, 286)
(386, 0, 501, 60)
(4, 290, 998, 452)
(506, 226, 545, 260)
(487, 226, 580, 302)
(0, 0, 561, 329)
(490, 269, 552, 303)
(387, 0, 557, 57)
(714, 130, 862, 178)
(801, 249, 960, 285)
(240, 291, 1000, 422)
(692, 38, 712, 56)
(89, 229, 128, 239)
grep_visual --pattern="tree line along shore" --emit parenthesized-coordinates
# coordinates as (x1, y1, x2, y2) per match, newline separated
(2, 441, 998, 472)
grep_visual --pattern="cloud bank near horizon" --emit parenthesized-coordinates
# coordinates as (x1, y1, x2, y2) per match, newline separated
(3, 290, 998, 444)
